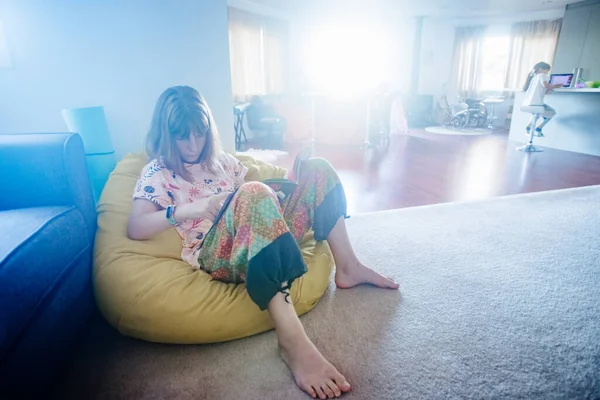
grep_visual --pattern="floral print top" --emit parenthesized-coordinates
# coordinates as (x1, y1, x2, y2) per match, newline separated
(133, 153, 248, 268)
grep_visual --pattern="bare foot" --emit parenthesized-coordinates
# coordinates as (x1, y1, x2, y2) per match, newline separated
(279, 336, 351, 399)
(335, 260, 399, 289)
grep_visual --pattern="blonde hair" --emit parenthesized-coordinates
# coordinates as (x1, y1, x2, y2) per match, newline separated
(146, 86, 222, 182)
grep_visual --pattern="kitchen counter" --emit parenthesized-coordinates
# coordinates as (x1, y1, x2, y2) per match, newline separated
(509, 90, 600, 156)
(554, 88, 600, 93)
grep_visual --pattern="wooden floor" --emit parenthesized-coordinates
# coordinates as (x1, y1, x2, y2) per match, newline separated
(251, 129, 600, 214)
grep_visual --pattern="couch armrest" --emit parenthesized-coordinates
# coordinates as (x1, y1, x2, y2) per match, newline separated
(0, 133, 96, 241)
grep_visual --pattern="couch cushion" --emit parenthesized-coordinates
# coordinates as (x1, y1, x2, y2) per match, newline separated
(0, 206, 90, 360)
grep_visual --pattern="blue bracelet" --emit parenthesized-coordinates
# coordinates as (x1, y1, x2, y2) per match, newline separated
(166, 204, 178, 226)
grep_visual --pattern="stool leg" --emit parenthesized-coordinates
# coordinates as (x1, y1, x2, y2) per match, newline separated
(234, 114, 241, 150)
(363, 98, 376, 149)
(240, 113, 248, 144)
(240, 123, 247, 144)
(487, 104, 495, 129)
(310, 96, 316, 148)
(518, 114, 543, 152)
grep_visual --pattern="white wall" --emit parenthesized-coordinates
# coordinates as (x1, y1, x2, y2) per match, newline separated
(418, 18, 456, 100)
(449, 8, 566, 27)
(0, 0, 235, 157)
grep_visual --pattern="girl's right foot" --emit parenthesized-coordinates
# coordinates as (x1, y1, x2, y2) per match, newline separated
(279, 334, 351, 399)
(335, 259, 399, 290)
(535, 127, 544, 137)
(526, 126, 544, 137)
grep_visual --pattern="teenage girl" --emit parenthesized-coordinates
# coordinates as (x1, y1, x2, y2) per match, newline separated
(521, 62, 563, 135)
(127, 86, 399, 399)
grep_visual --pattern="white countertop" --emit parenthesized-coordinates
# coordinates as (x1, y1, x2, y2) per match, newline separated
(553, 88, 600, 93)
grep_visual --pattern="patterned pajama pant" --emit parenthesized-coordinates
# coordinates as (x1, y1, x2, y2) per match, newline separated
(198, 158, 347, 310)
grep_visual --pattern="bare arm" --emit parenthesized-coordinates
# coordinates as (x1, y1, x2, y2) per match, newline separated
(127, 194, 230, 241)
(127, 199, 171, 240)
(543, 81, 563, 89)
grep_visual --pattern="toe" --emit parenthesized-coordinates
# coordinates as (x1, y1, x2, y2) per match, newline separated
(322, 384, 335, 398)
(303, 383, 317, 398)
(326, 380, 342, 397)
(315, 385, 327, 399)
(385, 277, 400, 289)
(333, 372, 352, 393)
(376, 273, 399, 289)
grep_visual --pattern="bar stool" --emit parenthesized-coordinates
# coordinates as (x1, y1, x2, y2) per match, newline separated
(233, 103, 250, 151)
(518, 105, 546, 153)
(482, 97, 505, 129)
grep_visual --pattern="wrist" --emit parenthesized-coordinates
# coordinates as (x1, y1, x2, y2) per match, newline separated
(173, 203, 193, 223)
(166, 205, 179, 226)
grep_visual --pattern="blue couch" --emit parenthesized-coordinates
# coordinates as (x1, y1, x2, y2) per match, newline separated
(0, 133, 97, 395)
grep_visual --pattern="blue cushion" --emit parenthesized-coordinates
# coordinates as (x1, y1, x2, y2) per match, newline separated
(0, 206, 91, 366)
(0, 134, 97, 242)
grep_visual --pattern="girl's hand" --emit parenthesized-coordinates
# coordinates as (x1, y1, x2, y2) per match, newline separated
(176, 193, 230, 223)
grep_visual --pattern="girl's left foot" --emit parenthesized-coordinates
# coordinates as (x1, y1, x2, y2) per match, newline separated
(335, 260, 399, 289)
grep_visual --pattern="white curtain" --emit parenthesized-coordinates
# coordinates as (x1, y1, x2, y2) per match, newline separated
(505, 19, 562, 90)
(450, 26, 487, 98)
(228, 8, 287, 101)
(263, 25, 286, 96)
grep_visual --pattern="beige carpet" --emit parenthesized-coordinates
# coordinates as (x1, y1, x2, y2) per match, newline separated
(56, 186, 600, 399)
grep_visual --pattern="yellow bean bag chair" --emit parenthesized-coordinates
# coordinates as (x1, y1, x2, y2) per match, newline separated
(94, 153, 333, 344)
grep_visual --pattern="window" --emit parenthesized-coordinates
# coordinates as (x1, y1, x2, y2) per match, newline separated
(451, 19, 562, 96)
(227, 8, 287, 101)
(479, 35, 511, 91)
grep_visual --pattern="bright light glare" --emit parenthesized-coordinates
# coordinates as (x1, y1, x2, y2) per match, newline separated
(452, 140, 502, 201)
(306, 25, 388, 97)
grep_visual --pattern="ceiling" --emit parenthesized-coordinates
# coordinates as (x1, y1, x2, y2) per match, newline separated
(248, 0, 581, 17)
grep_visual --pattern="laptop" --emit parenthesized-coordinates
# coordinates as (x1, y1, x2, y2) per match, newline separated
(549, 73, 574, 88)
